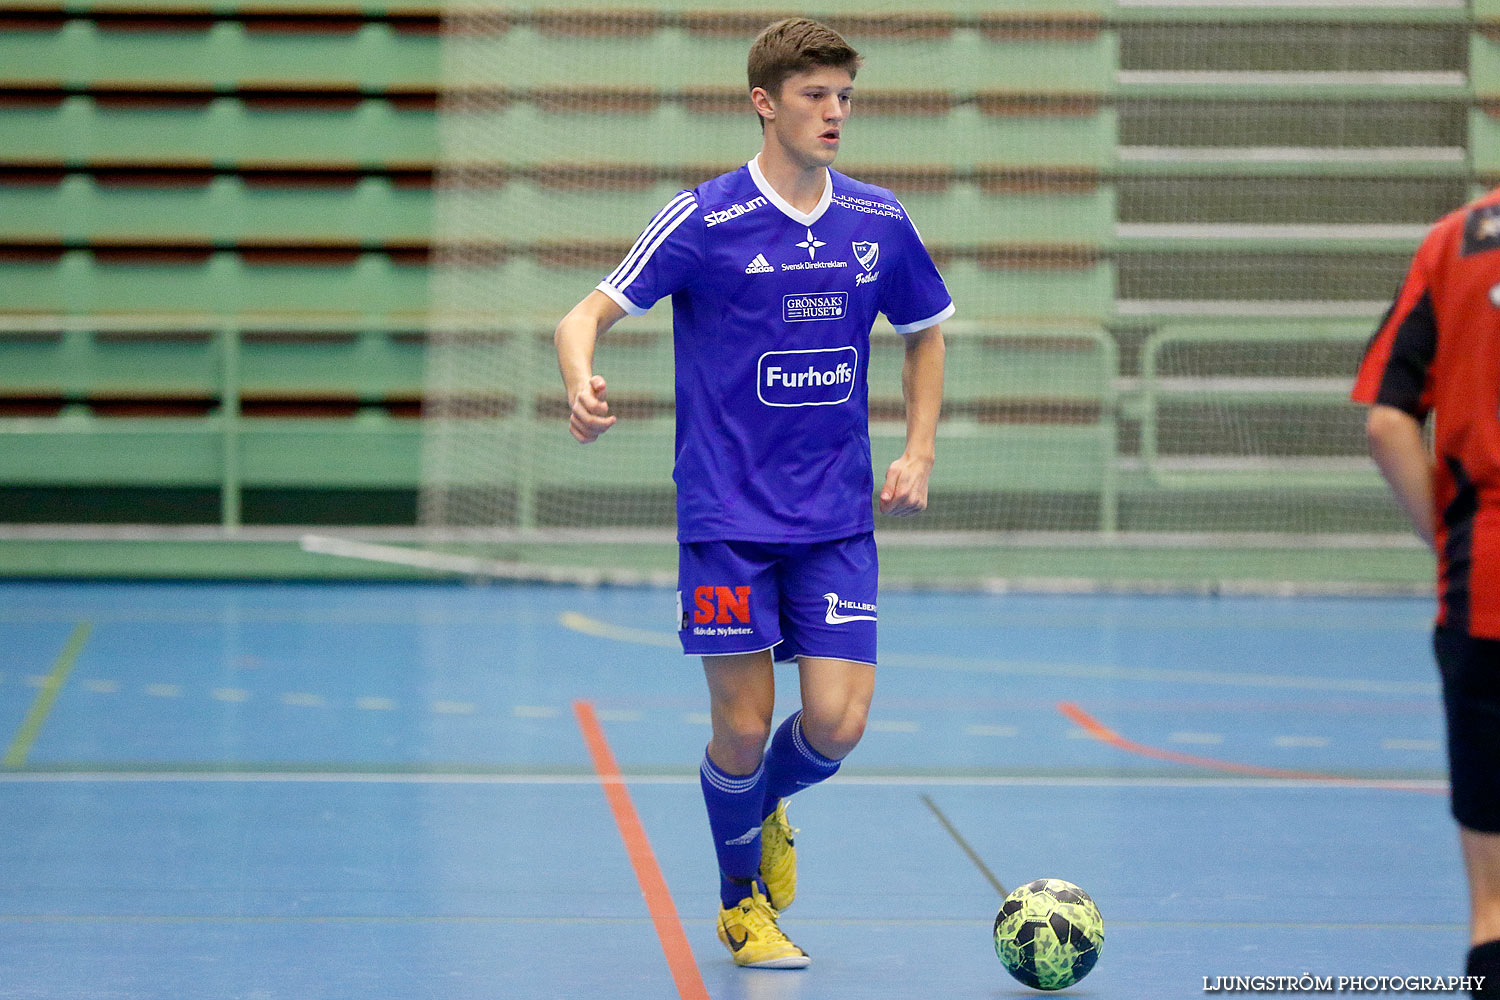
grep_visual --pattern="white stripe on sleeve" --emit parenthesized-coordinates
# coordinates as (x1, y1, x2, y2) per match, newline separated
(891, 301, 955, 335)
(606, 192, 696, 288)
(595, 281, 647, 317)
(611, 196, 697, 294)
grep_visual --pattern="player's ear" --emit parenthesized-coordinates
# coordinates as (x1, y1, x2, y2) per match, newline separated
(750, 86, 776, 123)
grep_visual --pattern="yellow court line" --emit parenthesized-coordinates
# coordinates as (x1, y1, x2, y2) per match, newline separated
(558, 612, 678, 649)
(5, 622, 92, 768)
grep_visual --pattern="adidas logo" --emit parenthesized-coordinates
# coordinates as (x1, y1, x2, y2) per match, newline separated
(745, 253, 774, 274)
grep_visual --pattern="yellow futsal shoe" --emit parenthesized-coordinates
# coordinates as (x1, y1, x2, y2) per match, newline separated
(716, 883, 810, 969)
(759, 800, 798, 911)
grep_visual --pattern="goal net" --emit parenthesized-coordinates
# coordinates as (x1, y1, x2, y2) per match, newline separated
(413, 2, 1455, 591)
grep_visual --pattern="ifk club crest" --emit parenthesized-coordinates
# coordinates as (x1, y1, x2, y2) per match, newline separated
(853, 241, 878, 273)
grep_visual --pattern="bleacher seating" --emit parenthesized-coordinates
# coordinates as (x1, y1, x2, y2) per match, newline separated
(0, 1, 1479, 530)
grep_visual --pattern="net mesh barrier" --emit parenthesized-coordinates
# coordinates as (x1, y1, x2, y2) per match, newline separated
(418, 2, 1458, 590)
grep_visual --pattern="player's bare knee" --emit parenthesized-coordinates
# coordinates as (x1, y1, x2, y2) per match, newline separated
(711, 712, 773, 771)
(801, 704, 866, 760)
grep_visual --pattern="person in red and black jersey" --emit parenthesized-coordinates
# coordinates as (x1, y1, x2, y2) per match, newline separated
(1354, 189, 1500, 995)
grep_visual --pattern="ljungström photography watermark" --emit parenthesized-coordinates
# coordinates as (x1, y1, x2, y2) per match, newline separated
(1203, 975, 1486, 994)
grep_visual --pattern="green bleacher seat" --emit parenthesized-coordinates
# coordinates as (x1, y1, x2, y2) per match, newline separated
(1135, 322, 1381, 490)
(523, 419, 676, 489)
(239, 329, 424, 399)
(0, 327, 217, 397)
(0, 20, 438, 89)
(0, 249, 429, 315)
(1115, 174, 1468, 227)
(479, 175, 1112, 247)
(490, 102, 1116, 172)
(480, 180, 691, 244)
(0, 412, 420, 488)
(0, 0, 1482, 536)
(1, 0, 443, 13)
(1472, 108, 1500, 175)
(591, 327, 675, 402)
(899, 182, 1113, 245)
(938, 258, 1116, 322)
(869, 326, 1118, 527)
(857, 27, 1116, 94)
(0, 317, 427, 503)
(0, 323, 422, 400)
(0, 174, 433, 242)
(485, 23, 1116, 94)
(479, 26, 739, 92)
(2, 95, 436, 167)
(466, 252, 1119, 327)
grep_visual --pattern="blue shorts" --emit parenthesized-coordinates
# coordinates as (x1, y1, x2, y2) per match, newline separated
(677, 532, 878, 665)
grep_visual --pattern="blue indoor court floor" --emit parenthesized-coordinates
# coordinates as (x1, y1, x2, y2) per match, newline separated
(0, 581, 1469, 999)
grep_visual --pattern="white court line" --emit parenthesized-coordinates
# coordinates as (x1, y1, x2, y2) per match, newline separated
(0, 771, 1447, 791)
(1275, 735, 1332, 748)
(882, 650, 1436, 696)
(560, 611, 1437, 696)
(868, 720, 921, 733)
(965, 724, 1019, 737)
(1383, 738, 1441, 751)
(1169, 731, 1225, 745)
(594, 709, 644, 723)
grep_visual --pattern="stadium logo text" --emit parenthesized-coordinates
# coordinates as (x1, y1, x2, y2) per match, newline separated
(783, 292, 847, 323)
(757, 346, 858, 408)
(703, 196, 768, 228)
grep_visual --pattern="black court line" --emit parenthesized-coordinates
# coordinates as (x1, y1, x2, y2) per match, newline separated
(920, 792, 1007, 897)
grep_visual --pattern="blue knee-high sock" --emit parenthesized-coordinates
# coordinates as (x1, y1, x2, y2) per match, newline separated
(761, 710, 842, 820)
(700, 752, 768, 908)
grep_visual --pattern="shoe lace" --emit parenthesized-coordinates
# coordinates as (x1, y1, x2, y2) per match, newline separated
(740, 889, 792, 942)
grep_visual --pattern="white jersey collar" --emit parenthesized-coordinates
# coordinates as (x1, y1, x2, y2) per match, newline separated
(748, 155, 833, 227)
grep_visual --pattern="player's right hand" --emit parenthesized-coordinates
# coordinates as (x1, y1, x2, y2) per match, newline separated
(569, 374, 617, 443)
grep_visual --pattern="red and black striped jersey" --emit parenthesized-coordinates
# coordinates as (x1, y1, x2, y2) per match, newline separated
(1354, 187, 1500, 637)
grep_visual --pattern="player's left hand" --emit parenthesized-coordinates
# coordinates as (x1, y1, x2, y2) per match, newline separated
(880, 453, 932, 516)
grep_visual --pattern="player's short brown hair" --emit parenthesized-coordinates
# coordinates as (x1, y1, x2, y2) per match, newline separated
(747, 17, 862, 103)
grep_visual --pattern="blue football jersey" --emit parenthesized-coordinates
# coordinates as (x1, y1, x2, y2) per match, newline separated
(596, 158, 955, 543)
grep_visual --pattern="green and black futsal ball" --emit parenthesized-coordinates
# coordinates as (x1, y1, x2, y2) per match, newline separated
(993, 878, 1104, 990)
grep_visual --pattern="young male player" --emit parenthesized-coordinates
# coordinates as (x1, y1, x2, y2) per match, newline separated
(554, 17, 951, 969)
(1354, 191, 1500, 995)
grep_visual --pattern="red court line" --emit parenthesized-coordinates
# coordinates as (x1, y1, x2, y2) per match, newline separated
(1057, 701, 1443, 794)
(573, 700, 711, 1000)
